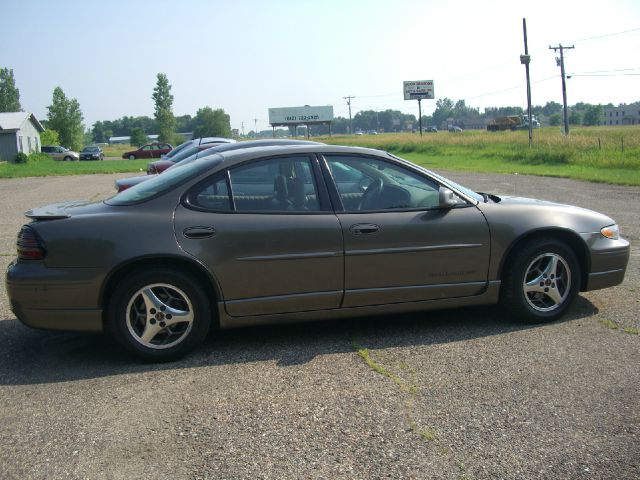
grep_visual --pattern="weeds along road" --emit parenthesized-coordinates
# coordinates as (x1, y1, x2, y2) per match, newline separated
(0, 172, 638, 480)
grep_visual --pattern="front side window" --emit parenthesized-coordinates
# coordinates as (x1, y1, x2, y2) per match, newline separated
(188, 156, 320, 213)
(325, 155, 443, 211)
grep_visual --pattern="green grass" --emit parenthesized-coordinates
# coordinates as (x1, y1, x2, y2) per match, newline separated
(0, 157, 148, 178)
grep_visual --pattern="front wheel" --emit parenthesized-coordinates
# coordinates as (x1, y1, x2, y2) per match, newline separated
(500, 238, 580, 323)
(107, 268, 212, 361)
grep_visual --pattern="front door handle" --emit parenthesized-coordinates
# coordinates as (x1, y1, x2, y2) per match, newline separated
(183, 226, 216, 239)
(349, 223, 380, 236)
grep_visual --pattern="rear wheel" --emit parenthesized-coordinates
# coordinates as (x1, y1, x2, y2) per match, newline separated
(500, 238, 580, 323)
(128, 154, 136, 160)
(107, 268, 211, 361)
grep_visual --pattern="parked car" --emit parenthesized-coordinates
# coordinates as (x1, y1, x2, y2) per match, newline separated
(122, 143, 172, 160)
(115, 139, 323, 192)
(448, 126, 463, 133)
(79, 145, 104, 160)
(7, 145, 629, 361)
(41, 145, 79, 161)
(147, 137, 235, 174)
(426, 127, 438, 133)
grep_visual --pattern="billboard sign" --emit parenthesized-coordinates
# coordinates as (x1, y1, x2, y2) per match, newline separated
(269, 105, 334, 125)
(403, 80, 434, 100)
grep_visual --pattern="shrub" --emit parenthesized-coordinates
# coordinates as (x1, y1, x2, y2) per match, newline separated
(28, 152, 50, 163)
(14, 152, 28, 163)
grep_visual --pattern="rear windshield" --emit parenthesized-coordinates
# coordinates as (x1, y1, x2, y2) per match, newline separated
(106, 156, 222, 205)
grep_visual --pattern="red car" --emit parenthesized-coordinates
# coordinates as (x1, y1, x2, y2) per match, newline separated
(122, 143, 172, 160)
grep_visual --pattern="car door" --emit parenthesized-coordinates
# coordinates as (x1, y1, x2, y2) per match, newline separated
(174, 154, 344, 317)
(322, 154, 491, 308)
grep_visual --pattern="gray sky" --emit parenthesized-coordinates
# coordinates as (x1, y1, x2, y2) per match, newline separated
(2, 0, 639, 132)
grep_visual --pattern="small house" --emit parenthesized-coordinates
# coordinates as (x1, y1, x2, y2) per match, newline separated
(0, 112, 45, 162)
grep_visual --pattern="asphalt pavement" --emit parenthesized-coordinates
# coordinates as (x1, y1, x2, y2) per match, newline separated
(0, 171, 638, 479)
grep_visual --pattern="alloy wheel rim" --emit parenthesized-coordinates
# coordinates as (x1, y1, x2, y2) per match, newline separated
(523, 253, 571, 312)
(125, 283, 194, 349)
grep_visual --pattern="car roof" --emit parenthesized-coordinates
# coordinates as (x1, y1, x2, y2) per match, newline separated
(207, 144, 392, 169)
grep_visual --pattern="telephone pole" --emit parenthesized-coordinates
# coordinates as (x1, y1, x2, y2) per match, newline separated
(521, 18, 533, 147)
(253, 118, 258, 137)
(343, 95, 355, 134)
(549, 43, 575, 135)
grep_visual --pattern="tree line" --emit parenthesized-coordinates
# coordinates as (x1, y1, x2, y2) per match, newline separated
(0, 68, 231, 150)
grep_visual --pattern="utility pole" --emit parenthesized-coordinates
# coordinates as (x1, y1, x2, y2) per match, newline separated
(253, 118, 258, 137)
(549, 43, 575, 135)
(241, 121, 244, 137)
(343, 96, 355, 134)
(521, 18, 533, 147)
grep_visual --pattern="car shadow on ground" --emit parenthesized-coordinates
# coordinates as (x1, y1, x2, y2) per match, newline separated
(0, 296, 598, 386)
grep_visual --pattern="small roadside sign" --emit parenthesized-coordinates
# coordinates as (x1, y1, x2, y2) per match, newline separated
(403, 80, 434, 100)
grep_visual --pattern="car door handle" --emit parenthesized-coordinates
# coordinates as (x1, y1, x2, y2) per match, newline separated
(183, 226, 216, 239)
(350, 223, 380, 235)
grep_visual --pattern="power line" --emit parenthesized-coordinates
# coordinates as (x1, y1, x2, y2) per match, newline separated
(573, 27, 640, 43)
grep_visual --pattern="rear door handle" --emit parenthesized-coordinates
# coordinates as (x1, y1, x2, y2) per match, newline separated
(183, 226, 216, 239)
(349, 223, 380, 235)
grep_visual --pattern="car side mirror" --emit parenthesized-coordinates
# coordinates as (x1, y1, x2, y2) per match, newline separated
(438, 187, 458, 209)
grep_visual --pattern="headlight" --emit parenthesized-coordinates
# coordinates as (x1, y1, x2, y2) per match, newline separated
(601, 224, 619, 240)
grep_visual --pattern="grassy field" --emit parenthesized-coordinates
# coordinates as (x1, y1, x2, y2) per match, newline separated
(1, 126, 639, 184)
(318, 126, 640, 185)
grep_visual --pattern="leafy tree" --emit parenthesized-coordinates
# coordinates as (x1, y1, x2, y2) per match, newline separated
(541, 101, 562, 116)
(582, 105, 603, 126)
(0, 68, 21, 112)
(549, 114, 562, 126)
(568, 110, 582, 125)
(152, 73, 175, 143)
(483, 106, 524, 118)
(46, 86, 84, 150)
(40, 129, 60, 146)
(432, 98, 454, 128)
(192, 107, 231, 138)
(92, 121, 112, 143)
(130, 127, 148, 147)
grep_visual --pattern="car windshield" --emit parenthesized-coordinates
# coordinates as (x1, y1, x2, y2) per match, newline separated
(83, 146, 100, 152)
(106, 156, 222, 205)
(168, 146, 201, 164)
(389, 153, 483, 202)
(163, 141, 191, 159)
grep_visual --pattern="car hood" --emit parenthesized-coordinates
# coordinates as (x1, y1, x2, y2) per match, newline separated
(479, 195, 616, 232)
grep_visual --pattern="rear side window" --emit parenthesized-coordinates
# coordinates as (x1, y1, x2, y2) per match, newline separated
(187, 156, 320, 213)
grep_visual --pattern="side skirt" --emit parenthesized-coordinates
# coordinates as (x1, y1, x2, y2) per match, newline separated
(217, 281, 501, 329)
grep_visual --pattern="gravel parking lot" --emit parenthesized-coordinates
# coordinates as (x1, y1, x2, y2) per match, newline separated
(0, 171, 638, 480)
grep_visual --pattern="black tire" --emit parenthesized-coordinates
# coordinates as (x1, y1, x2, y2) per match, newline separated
(63, 155, 73, 162)
(500, 237, 580, 323)
(107, 268, 211, 361)
(128, 154, 136, 160)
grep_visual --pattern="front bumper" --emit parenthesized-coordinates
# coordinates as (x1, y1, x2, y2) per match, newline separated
(582, 235, 630, 291)
(6, 260, 104, 332)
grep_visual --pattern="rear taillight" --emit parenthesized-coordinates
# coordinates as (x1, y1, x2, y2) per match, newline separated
(17, 226, 46, 260)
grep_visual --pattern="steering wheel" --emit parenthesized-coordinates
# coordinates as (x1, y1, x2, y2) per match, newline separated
(358, 178, 384, 210)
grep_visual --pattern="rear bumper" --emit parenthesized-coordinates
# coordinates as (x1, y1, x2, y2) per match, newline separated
(6, 261, 104, 332)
